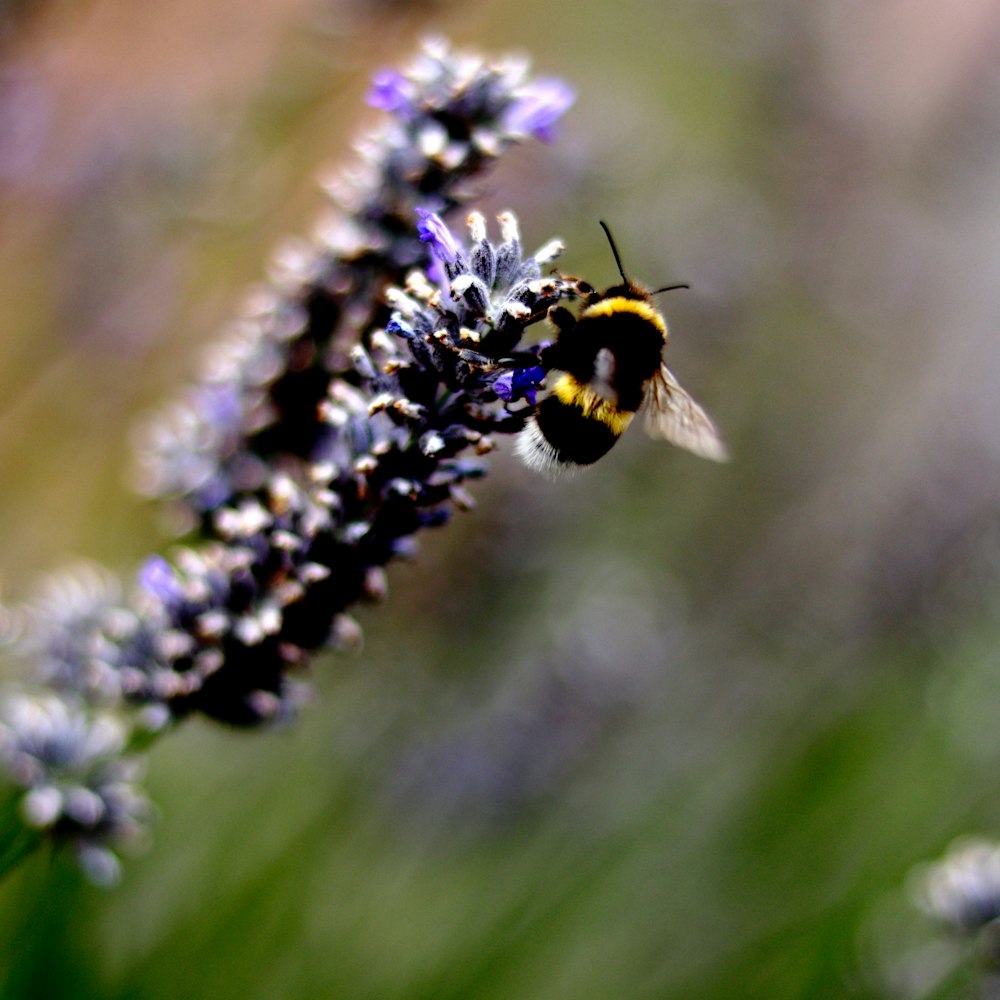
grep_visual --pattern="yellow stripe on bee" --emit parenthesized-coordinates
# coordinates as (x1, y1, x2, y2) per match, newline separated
(551, 373, 634, 436)
(581, 297, 667, 336)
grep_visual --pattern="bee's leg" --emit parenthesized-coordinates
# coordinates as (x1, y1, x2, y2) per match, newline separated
(451, 346, 493, 367)
(538, 306, 579, 371)
(433, 339, 538, 370)
(547, 304, 577, 336)
(492, 409, 535, 431)
(549, 270, 594, 302)
(459, 346, 545, 369)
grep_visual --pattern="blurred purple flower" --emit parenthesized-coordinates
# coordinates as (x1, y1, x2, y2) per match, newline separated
(503, 78, 575, 141)
(137, 557, 184, 608)
(367, 69, 416, 116)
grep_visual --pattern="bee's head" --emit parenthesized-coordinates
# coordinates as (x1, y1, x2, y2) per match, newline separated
(596, 279, 653, 303)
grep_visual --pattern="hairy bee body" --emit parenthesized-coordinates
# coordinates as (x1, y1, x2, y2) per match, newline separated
(515, 224, 727, 474)
(518, 289, 662, 469)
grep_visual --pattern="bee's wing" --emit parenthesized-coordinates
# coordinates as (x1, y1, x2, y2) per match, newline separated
(644, 364, 729, 462)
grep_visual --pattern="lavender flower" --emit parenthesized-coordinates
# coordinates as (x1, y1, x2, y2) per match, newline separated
(0, 693, 151, 885)
(501, 77, 576, 142)
(21, 212, 577, 728)
(23, 564, 169, 722)
(391, 208, 572, 361)
(416, 207, 467, 276)
(913, 838, 1000, 934)
(0, 39, 577, 882)
(896, 837, 1000, 993)
(367, 69, 416, 117)
(493, 365, 546, 406)
(135, 36, 575, 520)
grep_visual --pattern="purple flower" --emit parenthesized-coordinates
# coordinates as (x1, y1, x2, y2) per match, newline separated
(367, 69, 415, 116)
(138, 557, 184, 608)
(395, 212, 574, 360)
(494, 366, 546, 406)
(502, 78, 575, 142)
(195, 384, 242, 434)
(415, 208, 466, 278)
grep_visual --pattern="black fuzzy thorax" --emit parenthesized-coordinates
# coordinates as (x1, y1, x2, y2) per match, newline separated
(542, 292, 665, 412)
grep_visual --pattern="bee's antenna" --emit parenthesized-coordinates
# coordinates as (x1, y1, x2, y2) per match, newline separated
(600, 221, 689, 294)
(598, 220, 629, 283)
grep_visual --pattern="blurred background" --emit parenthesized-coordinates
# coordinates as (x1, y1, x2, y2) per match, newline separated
(2, 0, 1000, 997)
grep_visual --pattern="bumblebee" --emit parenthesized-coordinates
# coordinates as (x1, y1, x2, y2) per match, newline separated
(516, 222, 728, 473)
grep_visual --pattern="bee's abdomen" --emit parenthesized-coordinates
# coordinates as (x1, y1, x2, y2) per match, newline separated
(516, 394, 633, 471)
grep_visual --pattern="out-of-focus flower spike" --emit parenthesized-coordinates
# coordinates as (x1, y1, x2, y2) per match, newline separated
(0, 692, 152, 886)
